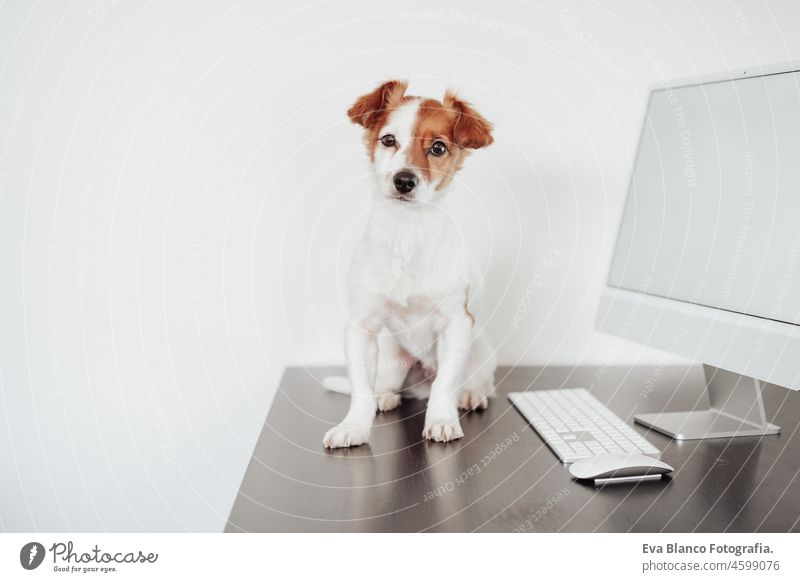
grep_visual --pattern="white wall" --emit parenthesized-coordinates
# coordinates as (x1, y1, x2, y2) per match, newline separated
(1, 0, 799, 532)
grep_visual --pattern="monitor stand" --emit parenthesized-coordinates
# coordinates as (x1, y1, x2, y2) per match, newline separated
(634, 365, 781, 440)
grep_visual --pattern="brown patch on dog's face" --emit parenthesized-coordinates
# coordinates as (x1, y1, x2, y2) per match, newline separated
(407, 99, 460, 187)
(347, 80, 410, 160)
(407, 93, 494, 191)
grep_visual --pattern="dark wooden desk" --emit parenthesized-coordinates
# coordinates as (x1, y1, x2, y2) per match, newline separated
(226, 366, 800, 532)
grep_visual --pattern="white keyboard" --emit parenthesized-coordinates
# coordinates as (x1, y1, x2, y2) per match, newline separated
(508, 388, 660, 463)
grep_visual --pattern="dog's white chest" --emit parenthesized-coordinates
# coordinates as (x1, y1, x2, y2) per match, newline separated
(385, 299, 442, 370)
(348, 204, 476, 371)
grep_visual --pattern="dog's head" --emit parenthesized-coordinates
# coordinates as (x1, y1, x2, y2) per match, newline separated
(348, 80, 493, 204)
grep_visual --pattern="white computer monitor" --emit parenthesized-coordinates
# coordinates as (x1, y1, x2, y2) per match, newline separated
(597, 62, 800, 440)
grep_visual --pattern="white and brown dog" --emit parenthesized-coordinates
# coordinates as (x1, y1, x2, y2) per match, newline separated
(323, 80, 497, 448)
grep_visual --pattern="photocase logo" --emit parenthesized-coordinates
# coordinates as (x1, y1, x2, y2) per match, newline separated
(20, 542, 46, 570)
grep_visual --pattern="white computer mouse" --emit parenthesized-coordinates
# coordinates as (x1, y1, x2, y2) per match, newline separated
(569, 453, 673, 481)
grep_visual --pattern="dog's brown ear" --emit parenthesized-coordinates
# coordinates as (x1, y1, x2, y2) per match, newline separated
(444, 90, 493, 149)
(348, 80, 408, 128)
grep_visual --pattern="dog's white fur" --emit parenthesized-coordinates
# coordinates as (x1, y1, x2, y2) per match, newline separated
(323, 93, 497, 448)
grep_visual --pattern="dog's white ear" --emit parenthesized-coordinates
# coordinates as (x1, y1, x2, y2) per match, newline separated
(348, 80, 408, 128)
(444, 90, 493, 149)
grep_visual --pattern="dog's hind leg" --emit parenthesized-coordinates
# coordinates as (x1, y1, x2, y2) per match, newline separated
(374, 330, 414, 412)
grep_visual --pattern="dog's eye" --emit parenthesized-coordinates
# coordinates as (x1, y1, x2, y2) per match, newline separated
(380, 134, 396, 147)
(429, 140, 448, 157)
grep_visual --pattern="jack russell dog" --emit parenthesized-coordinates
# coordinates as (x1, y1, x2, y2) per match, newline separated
(323, 80, 497, 448)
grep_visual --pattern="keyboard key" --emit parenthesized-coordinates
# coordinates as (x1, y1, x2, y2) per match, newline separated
(587, 441, 605, 454)
(571, 442, 589, 454)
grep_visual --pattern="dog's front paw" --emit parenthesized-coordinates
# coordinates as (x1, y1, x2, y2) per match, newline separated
(422, 419, 464, 443)
(459, 391, 489, 411)
(323, 423, 370, 449)
(375, 392, 401, 412)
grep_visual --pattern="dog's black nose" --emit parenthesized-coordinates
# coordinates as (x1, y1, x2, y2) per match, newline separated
(393, 171, 417, 195)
